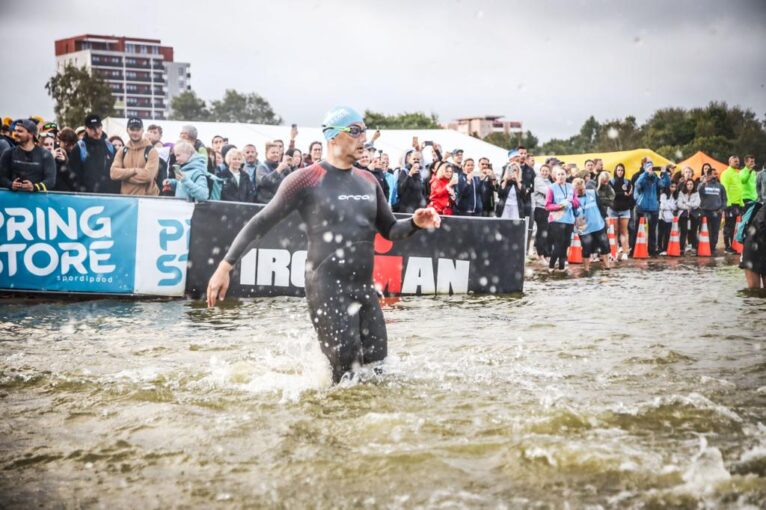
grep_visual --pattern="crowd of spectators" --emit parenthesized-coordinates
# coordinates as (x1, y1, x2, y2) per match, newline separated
(1, 113, 765, 283)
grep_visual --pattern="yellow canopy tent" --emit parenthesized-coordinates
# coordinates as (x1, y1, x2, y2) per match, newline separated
(676, 151, 727, 178)
(538, 148, 672, 178)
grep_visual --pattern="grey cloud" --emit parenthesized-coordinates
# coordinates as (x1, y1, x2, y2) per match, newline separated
(1, 0, 764, 142)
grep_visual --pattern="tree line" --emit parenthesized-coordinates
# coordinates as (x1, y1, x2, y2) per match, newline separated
(45, 65, 766, 163)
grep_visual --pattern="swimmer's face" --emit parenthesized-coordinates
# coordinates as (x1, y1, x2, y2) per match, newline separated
(335, 122, 367, 161)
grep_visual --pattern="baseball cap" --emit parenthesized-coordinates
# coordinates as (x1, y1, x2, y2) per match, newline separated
(84, 114, 102, 128)
(127, 117, 143, 130)
(453, 148, 464, 154)
(508, 149, 520, 159)
(14, 118, 38, 137)
(42, 121, 58, 133)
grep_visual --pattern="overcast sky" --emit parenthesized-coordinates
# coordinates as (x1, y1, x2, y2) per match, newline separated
(2, 0, 765, 141)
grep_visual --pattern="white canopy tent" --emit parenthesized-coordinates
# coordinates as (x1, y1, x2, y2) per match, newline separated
(102, 118, 510, 171)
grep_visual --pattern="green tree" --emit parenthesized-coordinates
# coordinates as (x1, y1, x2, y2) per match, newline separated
(484, 130, 539, 152)
(363, 110, 440, 129)
(169, 90, 210, 121)
(45, 64, 115, 127)
(210, 89, 281, 124)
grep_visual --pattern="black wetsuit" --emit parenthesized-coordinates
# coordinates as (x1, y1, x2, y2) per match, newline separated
(224, 161, 420, 382)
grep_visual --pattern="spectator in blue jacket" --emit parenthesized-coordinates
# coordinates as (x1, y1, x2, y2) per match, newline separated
(634, 161, 671, 256)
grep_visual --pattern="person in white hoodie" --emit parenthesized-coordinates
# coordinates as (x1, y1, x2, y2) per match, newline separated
(676, 178, 701, 253)
(532, 164, 553, 260)
(658, 182, 678, 255)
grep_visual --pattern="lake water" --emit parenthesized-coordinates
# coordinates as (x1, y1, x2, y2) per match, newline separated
(1, 258, 765, 508)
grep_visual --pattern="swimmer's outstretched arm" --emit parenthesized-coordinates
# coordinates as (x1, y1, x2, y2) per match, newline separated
(373, 181, 441, 238)
(207, 170, 308, 307)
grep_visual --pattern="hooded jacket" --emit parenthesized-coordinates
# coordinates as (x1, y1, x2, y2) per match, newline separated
(168, 153, 209, 202)
(698, 179, 727, 211)
(659, 193, 677, 223)
(676, 190, 701, 216)
(533, 175, 552, 209)
(110, 137, 160, 196)
(634, 170, 670, 212)
(68, 133, 120, 194)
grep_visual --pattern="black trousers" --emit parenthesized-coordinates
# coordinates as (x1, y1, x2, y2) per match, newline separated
(658, 220, 672, 253)
(548, 222, 574, 270)
(678, 213, 699, 251)
(533, 207, 550, 257)
(702, 210, 722, 253)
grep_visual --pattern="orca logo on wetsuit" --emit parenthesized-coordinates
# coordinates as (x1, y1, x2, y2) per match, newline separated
(338, 194, 372, 201)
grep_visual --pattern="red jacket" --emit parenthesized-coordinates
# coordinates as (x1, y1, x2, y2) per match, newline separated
(429, 176, 454, 215)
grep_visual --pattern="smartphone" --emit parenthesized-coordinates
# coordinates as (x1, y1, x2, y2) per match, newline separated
(424, 141, 433, 147)
(412, 136, 419, 146)
(291, 123, 297, 129)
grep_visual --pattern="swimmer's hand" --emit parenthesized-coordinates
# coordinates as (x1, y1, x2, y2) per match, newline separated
(207, 261, 232, 307)
(412, 207, 441, 229)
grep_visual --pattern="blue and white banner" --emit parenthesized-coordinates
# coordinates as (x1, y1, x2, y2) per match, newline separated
(0, 191, 193, 296)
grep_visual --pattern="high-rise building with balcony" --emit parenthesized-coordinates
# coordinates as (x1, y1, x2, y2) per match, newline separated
(54, 34, 192, 120)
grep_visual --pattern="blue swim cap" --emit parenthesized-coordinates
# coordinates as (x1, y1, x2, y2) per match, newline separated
(322, 106, 364, 141)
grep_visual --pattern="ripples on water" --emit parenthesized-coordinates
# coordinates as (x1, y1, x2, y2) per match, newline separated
(1, 260, 765, 508)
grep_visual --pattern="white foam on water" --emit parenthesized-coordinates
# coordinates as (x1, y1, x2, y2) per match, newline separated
(679, 436, 731, 495)
(618, 393, 743, 423)
(192, 333, 333, 401)
(112, 366, 165, 383)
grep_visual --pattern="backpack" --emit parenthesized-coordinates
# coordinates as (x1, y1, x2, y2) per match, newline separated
(122, 145, 152, 161)
(735, 201, 762, 243)
(121, 145, 167, 190)
(77, 139, 115, 162)
(206, 173, 223, 201)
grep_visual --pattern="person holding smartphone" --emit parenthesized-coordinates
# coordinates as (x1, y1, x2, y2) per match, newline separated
(162, 140, 210, 202)
(495, 163, 524, 219)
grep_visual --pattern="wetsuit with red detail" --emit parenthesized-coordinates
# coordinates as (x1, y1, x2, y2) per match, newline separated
(224, 161, 420, 382)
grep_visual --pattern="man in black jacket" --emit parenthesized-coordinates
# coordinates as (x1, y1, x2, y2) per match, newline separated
(67, 114, 120, 194)
(0, 119, 56, 192)
(397, 150, 427, 213)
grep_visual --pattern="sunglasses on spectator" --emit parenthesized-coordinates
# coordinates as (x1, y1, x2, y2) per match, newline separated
(324, 125, 367, 137)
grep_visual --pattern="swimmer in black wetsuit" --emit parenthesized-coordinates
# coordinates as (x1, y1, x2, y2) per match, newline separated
(206, 106, 441, 382)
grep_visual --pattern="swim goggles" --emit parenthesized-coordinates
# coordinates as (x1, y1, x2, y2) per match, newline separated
(322, 125, 367, 138)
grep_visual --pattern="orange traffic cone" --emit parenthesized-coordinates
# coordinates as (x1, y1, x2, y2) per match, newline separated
(731, 216, 743, 254)
(607, 218, 618, 260)
(667, 216, 681, 257)
(567, 231, 583, 264)
(633, 217, 649, 258)
(697, 217, 712, 257)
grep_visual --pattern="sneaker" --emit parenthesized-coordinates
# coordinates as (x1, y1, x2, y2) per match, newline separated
(724, 247, 737, 254)
(621, 253, 628, 261)
(659, 251, 667, 256)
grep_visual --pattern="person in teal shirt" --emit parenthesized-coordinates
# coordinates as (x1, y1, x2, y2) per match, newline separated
(573, 178, 612, 271)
